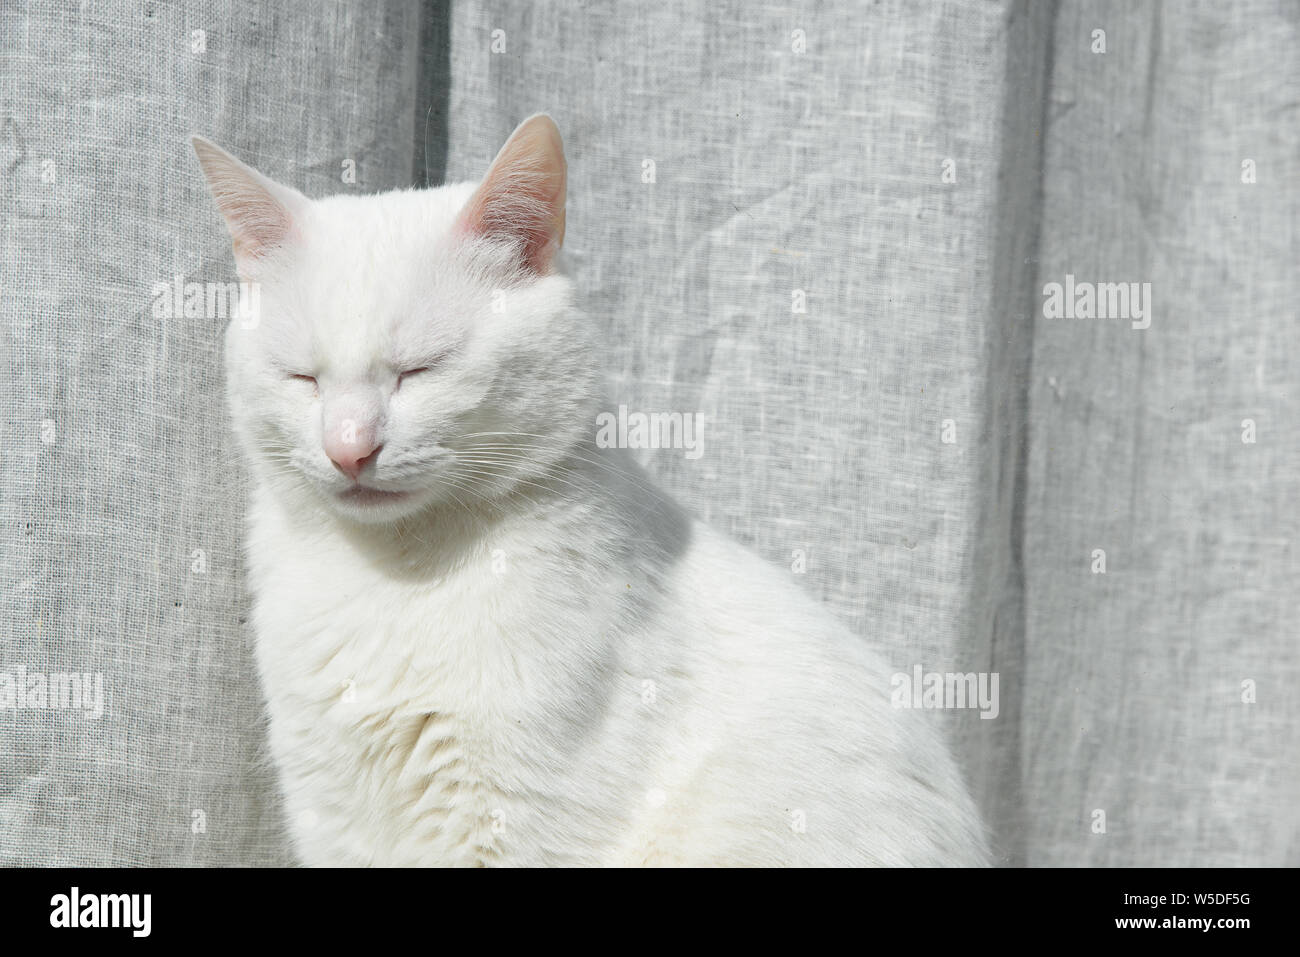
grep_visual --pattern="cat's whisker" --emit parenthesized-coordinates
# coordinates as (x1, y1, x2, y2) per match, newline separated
(455, 446, 677, 507)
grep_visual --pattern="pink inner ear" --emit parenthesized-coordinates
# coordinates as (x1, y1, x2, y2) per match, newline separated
(219, 183, 298, 266)
(455, 117, 567, 274)
(192, 137, 301, 269)
(231, 210, 293, 263)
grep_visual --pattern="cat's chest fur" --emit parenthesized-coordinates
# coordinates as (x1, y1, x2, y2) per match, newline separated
(245, 488, 659, 866)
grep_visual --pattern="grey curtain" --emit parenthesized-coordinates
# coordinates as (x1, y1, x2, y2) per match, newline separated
(2, 0, 1294, 866)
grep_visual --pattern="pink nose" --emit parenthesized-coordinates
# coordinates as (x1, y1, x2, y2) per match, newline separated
(324, 436, 382, 482)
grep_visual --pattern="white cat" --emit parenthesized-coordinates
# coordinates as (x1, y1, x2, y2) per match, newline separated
(192, 115, 989, 866)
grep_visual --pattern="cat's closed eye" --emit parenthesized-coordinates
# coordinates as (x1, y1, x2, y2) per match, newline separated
(397, 367, 430, 385)
(395, 359, 447, 390)
(288, 373, 319, 397)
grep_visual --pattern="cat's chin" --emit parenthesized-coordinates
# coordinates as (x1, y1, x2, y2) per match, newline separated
(324, 485, 431, 524)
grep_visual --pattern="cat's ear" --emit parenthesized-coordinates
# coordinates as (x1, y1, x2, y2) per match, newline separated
(454, 114, 567, 274)
(191, 136, 307, 273)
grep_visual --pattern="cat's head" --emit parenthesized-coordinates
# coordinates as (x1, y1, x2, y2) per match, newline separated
(193, 115, 598, 525)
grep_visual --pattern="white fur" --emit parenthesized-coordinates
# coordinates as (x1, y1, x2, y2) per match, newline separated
(196, 118, 989, 866)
